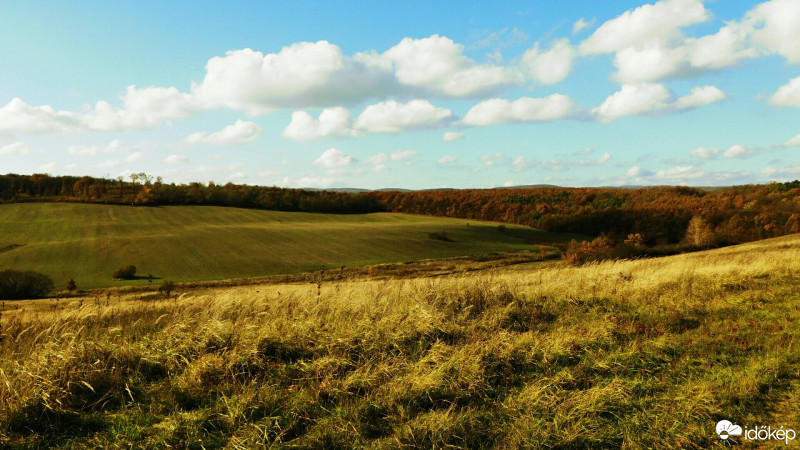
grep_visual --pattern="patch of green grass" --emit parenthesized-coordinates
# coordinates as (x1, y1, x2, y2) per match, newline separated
(0, 203, 564, 289)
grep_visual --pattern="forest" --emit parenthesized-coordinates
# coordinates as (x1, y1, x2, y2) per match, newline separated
(2, 173, 800, 250)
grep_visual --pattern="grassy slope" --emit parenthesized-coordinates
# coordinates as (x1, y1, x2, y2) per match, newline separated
(1, 235, 798, 448)
(0, 203, 570, 289)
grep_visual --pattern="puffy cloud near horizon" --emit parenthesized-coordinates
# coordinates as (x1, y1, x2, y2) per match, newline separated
(164, 154, 190, 164)
(592, 83, 725, 122)
(0, 86, 195, 135)
(183, 120, 262, 146)
(314, 148, 354, 168)
(354, 100, 452, 133)
(461, 94, 574, 126)
(785, 134, 800, 146)
(0, 99, 79, 135)
(390, 150, 417, 163)
(82, 86, 196, 131)
(0, 142, 32, 155)
(689, 146, 720, 159)
(282, 107, 351, 141)
(442, 131, 463, 142)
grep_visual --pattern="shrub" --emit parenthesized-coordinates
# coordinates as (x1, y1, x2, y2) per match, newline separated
(66, 278, 77, 292)
(0, 270, 55, 299)
(562, 235, 615, 266)
(159, 280, 175, 297)
(428, 231, 452, 241)
(112, 265, 137, 280)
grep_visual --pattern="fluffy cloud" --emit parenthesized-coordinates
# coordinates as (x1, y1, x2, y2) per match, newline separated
(82, 86, 196, 131)
(655, 165, 706, 180)
(770, 76, 800, 107)
(354, 100, 451, 133)
(748, 0, 800, 63)
(762, 163, 800, 178)
(579, 0, 709, 55)
(0, 86, 194, 135)
(689, 146, 720, 159)
(377, 35, 523, 97)
(572, 18, 593, 35)
(183, 120, 262, 146)
(282, 107, 351, 141)
(481, 153, 505, 166)
(390, 150, 417, 162)
(0, 142, 31, 155)
(0, 99, 78, 135)
(581, 0, 800, 83)
(438, 155, 458, 164)
(164, 155, 190, 164)
(314, 148, 354, 168)
(592, 83, 725, 122)
(67, 140, 123, 156)
(442, 131, 463, 142)
(785, 134, 800, 146)
(521, 38, 574, 84)
(626, 166, 654, 177)
(461, 94, 574, 126)
(192, 43, 392, 113)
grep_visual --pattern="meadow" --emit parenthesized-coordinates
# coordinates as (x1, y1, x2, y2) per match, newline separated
(1, 233, 798, 448)
(0, 203, 568, 289)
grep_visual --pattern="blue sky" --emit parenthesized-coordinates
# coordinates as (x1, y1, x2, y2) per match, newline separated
(1, 0, 800, 189)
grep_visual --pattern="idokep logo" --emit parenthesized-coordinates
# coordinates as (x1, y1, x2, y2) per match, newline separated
(716, 419, 797, 446)
(716, 420, 742, 444)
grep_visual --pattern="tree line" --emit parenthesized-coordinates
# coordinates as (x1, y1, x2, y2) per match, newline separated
(367, 183, 800, 247)
(0, 173, 384, 214)
(3, 173, 799, 248)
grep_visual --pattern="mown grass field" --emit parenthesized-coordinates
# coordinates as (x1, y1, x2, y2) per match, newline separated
(1, 234, 798, 448)
(0, 203, 570, 289)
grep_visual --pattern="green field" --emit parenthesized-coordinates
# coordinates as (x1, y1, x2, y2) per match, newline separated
(0, 203, 568, 289)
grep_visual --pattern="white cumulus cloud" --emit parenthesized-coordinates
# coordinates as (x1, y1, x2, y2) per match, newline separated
(442, 131, 464, 142)
(354, 99, 451, 133)
(689, 146, 720, 159)
(314, 148, 354, 168)
(164, 155, 190, 164)
(461, 94, 574, 126)
(282, 107, 351, 141)
(771, 76, 800, 107)
(378, 34, 523, 97)
(183, 120, 262, 146)
(0, 142, 32, 155)
(521, 38, 574, 84)
(579, 0, 709, 55)
(592, 83, 725, 122)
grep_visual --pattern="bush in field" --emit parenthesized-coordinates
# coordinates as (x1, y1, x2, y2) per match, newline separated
(0, 270, 54, 299)
(563, 235, 615, 266)
(428, 231, 452, 241)
(112, 265, 137, 280)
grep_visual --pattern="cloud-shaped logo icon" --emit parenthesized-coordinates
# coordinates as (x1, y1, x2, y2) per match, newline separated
(716, 420, 743, 441)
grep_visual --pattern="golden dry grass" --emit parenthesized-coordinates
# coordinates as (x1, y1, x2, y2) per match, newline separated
(1, 234, 799, 448)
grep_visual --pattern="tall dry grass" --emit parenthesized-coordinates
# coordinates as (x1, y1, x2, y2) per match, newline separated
(1, 235, 799, 448)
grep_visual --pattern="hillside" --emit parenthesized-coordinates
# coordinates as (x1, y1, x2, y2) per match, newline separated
(1, 234, 798, 447)
(0, 203, 569, 289)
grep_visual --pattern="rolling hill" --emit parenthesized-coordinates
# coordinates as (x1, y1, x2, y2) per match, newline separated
(0, 203, 573, 289)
